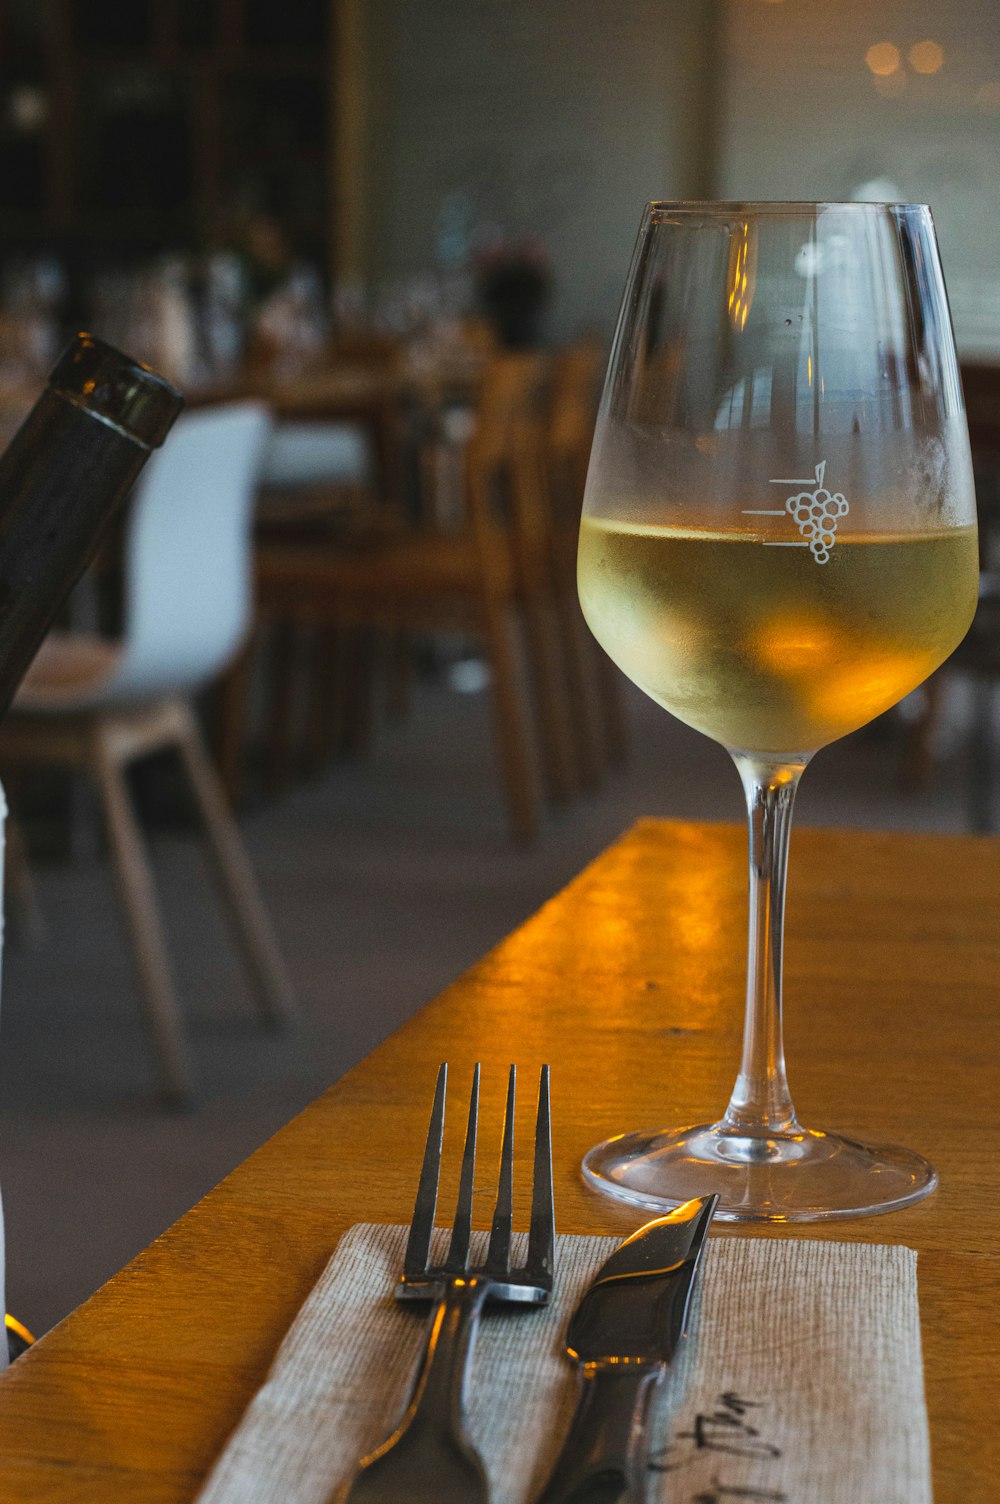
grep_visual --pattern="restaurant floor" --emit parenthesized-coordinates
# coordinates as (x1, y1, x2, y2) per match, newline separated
(0, 661, 984, 1337)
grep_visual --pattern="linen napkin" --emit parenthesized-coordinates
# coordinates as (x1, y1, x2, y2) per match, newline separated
(196, 1222, 931, 1504)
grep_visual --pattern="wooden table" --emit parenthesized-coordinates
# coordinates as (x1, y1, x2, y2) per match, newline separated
(0, 820, 997, 1500)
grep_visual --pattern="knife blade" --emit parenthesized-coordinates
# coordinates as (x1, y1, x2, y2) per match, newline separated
(533, 1194, 718, 1504)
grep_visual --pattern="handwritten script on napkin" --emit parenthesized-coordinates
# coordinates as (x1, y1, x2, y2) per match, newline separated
(653, 1390, 787, 1501)
(653, 1389, 789, 1501)
(195, 1224, 931, 1504)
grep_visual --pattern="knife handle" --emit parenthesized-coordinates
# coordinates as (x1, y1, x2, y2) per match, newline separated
(533, 1362, 663, 1504)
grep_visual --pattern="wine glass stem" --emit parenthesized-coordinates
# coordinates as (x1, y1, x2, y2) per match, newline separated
(722, 753, 810, 1137)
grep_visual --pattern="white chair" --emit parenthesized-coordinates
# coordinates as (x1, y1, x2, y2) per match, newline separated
(0, 402, 297, 1105)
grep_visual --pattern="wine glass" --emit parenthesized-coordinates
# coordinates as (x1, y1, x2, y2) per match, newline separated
(578, 202, 978, 1221)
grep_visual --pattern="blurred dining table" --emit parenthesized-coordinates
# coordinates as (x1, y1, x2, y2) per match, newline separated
(0, 818, 996, 1500)
(188, 333, 489, 509)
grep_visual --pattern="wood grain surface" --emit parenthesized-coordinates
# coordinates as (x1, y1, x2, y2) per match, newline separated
(0, 819, 997, 1500)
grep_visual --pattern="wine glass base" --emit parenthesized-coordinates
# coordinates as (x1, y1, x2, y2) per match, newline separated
(582, 1121, 938, 1222)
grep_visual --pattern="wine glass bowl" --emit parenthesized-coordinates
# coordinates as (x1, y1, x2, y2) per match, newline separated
(578, 202, 978, 1221)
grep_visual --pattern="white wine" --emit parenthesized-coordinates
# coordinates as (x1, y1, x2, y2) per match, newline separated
(578, 517, 979, 753)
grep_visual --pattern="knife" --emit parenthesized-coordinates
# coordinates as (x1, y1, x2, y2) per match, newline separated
(534, 1194, 718, 1504)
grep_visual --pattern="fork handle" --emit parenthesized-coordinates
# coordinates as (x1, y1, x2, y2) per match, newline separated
(532, 1363, 664, 1504)
(342, 1278, 492, 1503)
(406, 1276, 491, 1433)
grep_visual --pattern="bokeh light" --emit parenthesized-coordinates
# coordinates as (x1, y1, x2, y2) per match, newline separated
(866, 42, 901, 76)
(909, 40, 944, 75)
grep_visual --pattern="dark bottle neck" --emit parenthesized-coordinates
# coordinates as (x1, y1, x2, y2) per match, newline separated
(0, 339, 182, 718)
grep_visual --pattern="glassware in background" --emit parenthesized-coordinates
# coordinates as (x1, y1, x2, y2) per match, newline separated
(253, 261, 330, 380)
(0, 255, 67, 448)
(202, 251, 248, 382)
(577, 201, 978, 1221)
(373, 273, 446, 341)
(0, 256, 63, 380)
(90, 257, 212, 391)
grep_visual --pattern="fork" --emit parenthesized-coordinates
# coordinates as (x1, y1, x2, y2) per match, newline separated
(340, 1061, 554, 1504)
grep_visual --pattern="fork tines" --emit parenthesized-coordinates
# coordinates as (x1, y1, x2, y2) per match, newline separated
(401, 1062, 554, 1299)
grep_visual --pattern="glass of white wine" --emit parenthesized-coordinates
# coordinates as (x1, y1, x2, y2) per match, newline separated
(578, 202, 978, 1221)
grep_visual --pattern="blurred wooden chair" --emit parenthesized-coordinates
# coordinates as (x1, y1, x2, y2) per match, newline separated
(0, 404, 297, 1105)
(901, 361, 1000, 825)
(208, 339, 413, 800)
(244, 403, 385, 799)
(547, 341, 604, 520)
(253, 352, 575, 843)
(544, 340, 628, 785)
